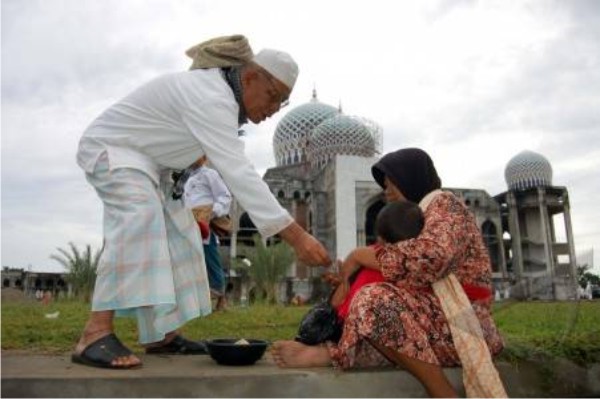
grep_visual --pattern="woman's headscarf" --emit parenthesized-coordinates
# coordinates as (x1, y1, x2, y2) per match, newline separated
(371, 148, 442, 203)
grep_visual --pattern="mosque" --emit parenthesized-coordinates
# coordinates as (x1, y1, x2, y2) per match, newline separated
(223, 90, 579, 302)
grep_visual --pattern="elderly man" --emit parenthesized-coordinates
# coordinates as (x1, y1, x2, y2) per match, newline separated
(73, 35, 331, 369)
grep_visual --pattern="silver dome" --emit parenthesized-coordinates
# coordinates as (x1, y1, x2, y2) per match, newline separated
(505, 150, 553, 190)
(308, 114, 377, 169)
(273, 90, 338, 166)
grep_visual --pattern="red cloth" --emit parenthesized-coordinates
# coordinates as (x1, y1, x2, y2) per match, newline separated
(336, 268, 385, 320)
(333, 244, 492, 320)
(335, 271, 492, 320)
(197, 220, 210, 240)
(460, 283, 492, 301)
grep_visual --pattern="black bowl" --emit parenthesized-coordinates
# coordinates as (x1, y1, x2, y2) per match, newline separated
(206, 338, 269, 366)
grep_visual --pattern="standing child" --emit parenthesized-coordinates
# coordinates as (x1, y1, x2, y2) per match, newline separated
(183, 156, 232, 311)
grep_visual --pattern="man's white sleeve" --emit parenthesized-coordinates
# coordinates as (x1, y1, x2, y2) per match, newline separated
(181, 97, 293, 238)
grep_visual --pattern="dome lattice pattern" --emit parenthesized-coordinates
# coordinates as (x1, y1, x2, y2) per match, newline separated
(308, 114, 377, 169)
(273, 91, 337, 166)
(505, 150, 553, 190)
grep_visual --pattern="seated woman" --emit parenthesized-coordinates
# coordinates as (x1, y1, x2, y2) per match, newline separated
(272, 148, 505, 398)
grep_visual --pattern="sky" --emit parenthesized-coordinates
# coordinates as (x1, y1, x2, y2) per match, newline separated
(1, 0, 599, 273)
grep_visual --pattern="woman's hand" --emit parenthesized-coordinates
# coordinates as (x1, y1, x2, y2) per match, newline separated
(340, 254, 361, 282)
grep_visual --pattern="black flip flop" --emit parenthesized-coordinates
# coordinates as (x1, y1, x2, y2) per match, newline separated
(145, 335, 208, 355)
(71, 333, 141, 369)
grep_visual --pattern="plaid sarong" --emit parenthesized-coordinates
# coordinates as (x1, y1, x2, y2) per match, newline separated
(86, 155, 212, 344)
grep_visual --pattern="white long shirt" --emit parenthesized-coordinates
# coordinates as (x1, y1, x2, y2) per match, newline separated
(183, 166, 232, 218)
(77, 68, 292, 237)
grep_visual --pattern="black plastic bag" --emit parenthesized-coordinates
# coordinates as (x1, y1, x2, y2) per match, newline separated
(295, 300, 343, 345)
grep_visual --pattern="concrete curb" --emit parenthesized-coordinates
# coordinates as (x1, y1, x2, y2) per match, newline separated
(2, 352, 598, 397)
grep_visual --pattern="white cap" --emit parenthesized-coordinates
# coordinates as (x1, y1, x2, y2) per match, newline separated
(253, 49, 299, 90)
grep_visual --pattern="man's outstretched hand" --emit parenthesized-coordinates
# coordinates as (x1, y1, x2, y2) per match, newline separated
(279, 222, 332, 267)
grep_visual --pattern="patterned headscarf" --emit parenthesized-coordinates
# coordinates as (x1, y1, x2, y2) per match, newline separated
(371, 148, 442, 203)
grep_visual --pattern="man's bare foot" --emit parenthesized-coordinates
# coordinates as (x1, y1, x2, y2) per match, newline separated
(75, 330, 141, 368)
(271, 340, 332, 368)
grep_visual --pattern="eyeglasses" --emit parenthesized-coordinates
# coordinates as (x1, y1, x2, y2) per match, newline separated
(258, 70, 290, 109)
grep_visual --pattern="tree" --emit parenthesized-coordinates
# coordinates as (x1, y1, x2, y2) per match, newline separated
(245, 235, 294, 304)
(51, 242, 102, 302)
(577, 264, 600, 289)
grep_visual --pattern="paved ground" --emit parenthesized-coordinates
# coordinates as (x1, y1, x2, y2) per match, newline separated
(2, 350, 599, 398)
(2, 351, 441, 398)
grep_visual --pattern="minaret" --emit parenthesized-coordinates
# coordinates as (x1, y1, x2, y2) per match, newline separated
(496, 150, 578, 300)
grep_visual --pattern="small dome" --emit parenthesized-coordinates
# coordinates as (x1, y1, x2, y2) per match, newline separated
(273, 90, 337, 166)
(505, 150, 553, 190)
(308, 114, 377, 169)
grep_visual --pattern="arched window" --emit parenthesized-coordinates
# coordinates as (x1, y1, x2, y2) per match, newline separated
(277, 190, 285, 199)
(3, 279, 9, 288)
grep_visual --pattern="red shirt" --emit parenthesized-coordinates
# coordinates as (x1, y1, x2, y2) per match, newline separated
(336, 267, 385, 320)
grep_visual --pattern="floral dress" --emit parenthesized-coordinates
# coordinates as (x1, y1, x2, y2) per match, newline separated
(328, 192, 504, 369)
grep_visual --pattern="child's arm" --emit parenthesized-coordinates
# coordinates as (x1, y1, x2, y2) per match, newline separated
(324, 261, 346, 308)
(329, 280, 348, 308)
(329, 247, 380, 309)
(340, 246, 380, 281)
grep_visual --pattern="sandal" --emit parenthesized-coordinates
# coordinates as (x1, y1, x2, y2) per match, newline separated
(71, 333, 141, 369)
(145, 335, 208, 355)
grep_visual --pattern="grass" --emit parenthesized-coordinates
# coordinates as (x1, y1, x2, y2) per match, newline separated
(2, 298, 599, 365)
(492, 300, 600, 365)
(0, 300, 307, 354)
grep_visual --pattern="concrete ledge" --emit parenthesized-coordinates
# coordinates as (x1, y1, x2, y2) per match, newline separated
(2, 352, 598, 398)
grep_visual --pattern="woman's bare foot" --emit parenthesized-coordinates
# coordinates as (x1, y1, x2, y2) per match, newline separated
(271, 340, 332, 368)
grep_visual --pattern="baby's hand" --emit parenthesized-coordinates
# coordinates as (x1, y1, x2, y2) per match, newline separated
(322, 271, 342, 287)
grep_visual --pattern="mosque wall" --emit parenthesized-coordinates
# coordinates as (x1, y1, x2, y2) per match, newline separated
(334, 155, 380, 260)
(312, 160, 337, 261)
